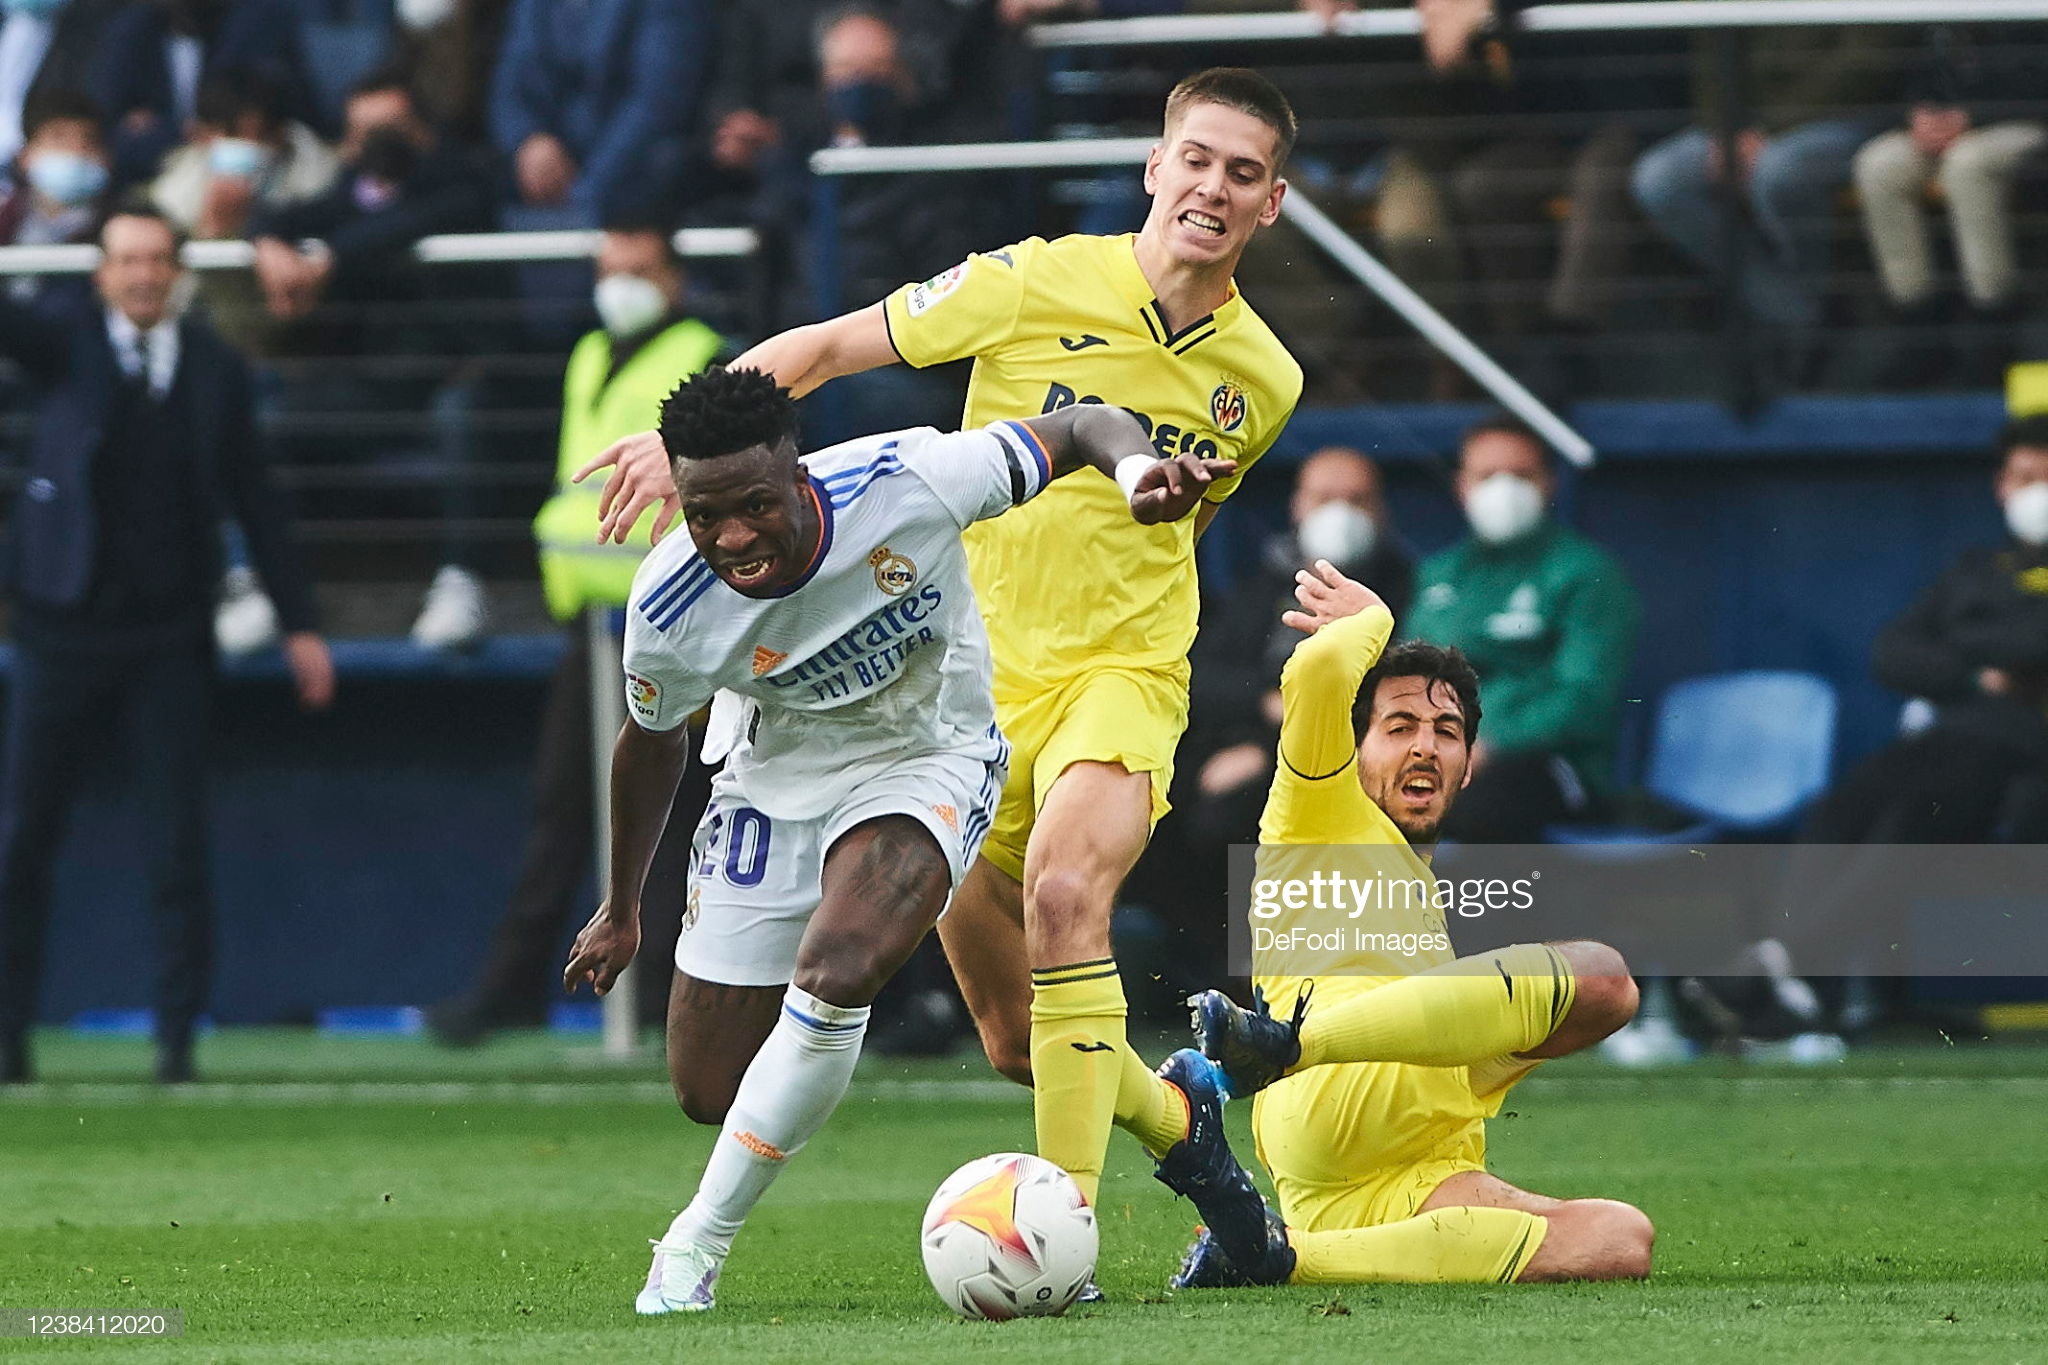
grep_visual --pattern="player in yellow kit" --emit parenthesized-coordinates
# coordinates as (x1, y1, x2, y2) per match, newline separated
(1177, 561, 1654, 1287)
(571, 70, 1303, 1227)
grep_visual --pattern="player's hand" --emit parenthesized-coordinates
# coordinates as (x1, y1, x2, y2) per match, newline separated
(564, 904, 640, 996)
(1281, 559, 1386, 634)
(1127, 454, 1237, 525)
(572, 430, 680, 545)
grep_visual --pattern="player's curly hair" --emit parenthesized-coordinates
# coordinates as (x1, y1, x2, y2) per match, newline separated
(1352, 641, 1483, 747)
(658, 365, 799, 462)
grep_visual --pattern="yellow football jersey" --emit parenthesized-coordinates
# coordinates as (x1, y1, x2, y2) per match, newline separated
(882, 233, 1302, 699)
(1253, 606, 1454, 1003)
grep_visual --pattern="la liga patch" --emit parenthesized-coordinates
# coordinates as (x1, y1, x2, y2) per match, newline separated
(906, 261, 968, 317)
(624, 671, 661, 723)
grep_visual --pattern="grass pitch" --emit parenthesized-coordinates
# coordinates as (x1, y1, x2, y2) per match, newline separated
(5, 1031, 2048, 1363)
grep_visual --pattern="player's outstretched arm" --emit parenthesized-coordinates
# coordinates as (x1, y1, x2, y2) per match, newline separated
(563, 718, 692, 996)
(570, 309, 902, 546)
(1017, 405, 1238, 525)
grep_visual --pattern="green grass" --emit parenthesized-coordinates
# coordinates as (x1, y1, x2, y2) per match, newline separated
(5, 1031, 2048, 1363)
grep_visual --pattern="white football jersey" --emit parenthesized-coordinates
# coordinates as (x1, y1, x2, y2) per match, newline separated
(622, 420, 1055, 820)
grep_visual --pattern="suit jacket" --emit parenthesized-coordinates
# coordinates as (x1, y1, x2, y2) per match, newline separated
(0, 297, 318, 633)
(489, 0, 709, 215)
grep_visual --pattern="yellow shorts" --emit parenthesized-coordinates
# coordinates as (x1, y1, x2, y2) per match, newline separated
(1252, 947, 1573, 1233)
(978, 664, 1189, 881)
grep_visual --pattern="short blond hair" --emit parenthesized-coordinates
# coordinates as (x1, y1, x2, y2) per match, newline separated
(1163, 67, 1297, 172)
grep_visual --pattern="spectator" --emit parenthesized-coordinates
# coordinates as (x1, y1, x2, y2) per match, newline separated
(245, 68, 497, 650)
(1693, 418, 2048, 1049)
(1128, 446, 1416, 988)
(385, 0, 509, 150)
(91, 0, 315, 186)
(429, 222, 725, 1045)
(0, 86, 107, 309)
(148, 67, 337, 355)
(490, 0, 711, 220)
(801, 5, 985, 437)
(0, 0, 123, 171)
(1631, 18, 1901, 342)
(1400, 415, 1638, 842)
(1829, 418, 2048, 843)
(1852, 25, 2045, 382)
(1401, 0, 1686, 355)
(0, 205, 332, 1086)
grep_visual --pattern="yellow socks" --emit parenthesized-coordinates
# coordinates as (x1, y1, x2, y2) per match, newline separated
(1290, 1206, 1548, 1284)
(1029, 959, 1128, 1205)
(1113, 1042, 1189, 1159)
(1294, 944, 1573, 1071)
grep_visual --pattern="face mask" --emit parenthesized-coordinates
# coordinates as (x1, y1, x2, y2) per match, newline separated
(826, 80, 901, 139)
(1, 0, 69, 18)
(594, 272, 668, 337)
(2006, 481, 2048, 547)
(1463, 471, 1546, 545)
(25, 150, 107, 207)
(1297, 501, 1378, 567)
(206, 137, 272, 181)
(394, 0, 456, 29)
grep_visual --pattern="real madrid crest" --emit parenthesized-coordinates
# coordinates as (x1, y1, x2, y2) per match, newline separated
(1210, 379, 1248, 434)
(869, 546, 916, 595)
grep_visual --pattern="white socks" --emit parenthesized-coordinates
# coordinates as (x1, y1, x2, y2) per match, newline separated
(666, 984, 871, 1256)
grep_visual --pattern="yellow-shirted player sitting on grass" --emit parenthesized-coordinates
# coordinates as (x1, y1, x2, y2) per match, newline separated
(1176, 559, 1654, 1287)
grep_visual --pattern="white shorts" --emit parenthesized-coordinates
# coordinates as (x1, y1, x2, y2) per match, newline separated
(672, 749, 1005, 987)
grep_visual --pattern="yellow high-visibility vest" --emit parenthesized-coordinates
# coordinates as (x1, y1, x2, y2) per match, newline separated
(533, 316, 723, 619)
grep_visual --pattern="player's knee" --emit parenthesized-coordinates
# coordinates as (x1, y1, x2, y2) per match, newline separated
(1562, 941, 1638, 1037)
(672, 1078, 733, 1127)
(1602, 1202, 1656, 1279)
(791, 940, 895, 1010)
(1026, 866, 1109, 946)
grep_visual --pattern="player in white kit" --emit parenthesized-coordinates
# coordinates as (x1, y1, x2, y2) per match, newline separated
(560, 366, 1231, 1314)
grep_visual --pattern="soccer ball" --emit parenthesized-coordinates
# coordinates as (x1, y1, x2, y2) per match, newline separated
(920, 1152, 1097, 1320)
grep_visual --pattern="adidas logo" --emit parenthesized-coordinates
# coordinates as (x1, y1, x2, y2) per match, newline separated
(751, 645, 787, 676)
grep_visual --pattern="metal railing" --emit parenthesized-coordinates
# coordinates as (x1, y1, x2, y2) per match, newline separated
(0, 226, 758, 276)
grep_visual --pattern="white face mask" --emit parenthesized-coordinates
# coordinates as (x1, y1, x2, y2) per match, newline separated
(593, 273, 668, 338)
(1463, 471, 1546, 545)
(394, 0, 457, 30)
(2005, 481, 2048, 547)
(1297, 501, 1377, 567)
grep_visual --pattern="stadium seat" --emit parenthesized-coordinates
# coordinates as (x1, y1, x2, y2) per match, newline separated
(1548, 671, 1838, 846)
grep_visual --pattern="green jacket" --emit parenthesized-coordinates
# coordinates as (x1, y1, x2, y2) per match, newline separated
(1401, 521, 1640, 795)
(533, 316, 724, 620)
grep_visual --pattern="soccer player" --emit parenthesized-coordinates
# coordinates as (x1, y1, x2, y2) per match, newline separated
(561, 366, 1247, 1314)
(575, 67, 1306, 1217)
(1178, 561, 1654, 1286)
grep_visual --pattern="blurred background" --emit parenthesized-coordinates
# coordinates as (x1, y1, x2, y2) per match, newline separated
(4, 0, 2046, 1075)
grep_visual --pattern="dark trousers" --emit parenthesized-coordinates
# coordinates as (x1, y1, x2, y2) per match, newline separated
(458, 624, 704, 1025)
(0, 633, 213, 1052)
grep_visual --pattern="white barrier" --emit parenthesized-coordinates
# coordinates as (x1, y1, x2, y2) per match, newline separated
(0, 226, 759, 277)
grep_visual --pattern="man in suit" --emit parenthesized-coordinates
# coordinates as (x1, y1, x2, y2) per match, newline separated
(0, 204, 333, 1085)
